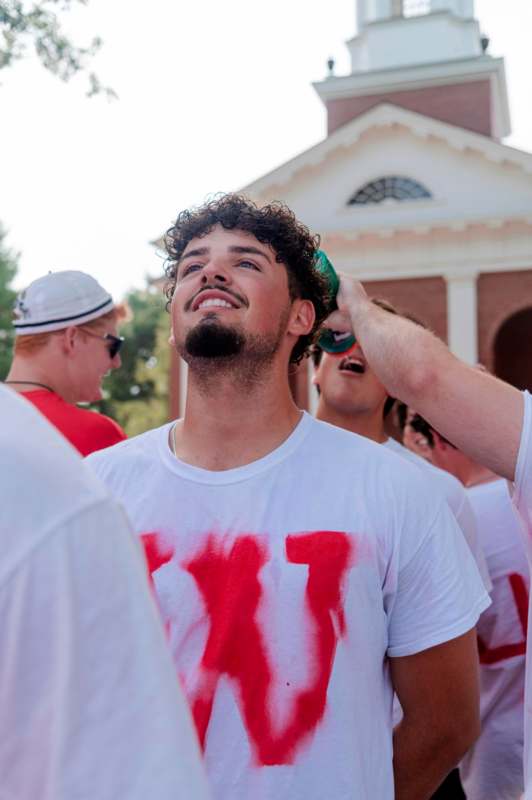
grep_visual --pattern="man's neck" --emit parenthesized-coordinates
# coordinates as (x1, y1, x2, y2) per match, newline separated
(460, 461, 499, 489)
(434, 449, 499, 487)
(316, 400, 387, 444)
(5, 359, 62, 398)
(172, 362, 302, 471)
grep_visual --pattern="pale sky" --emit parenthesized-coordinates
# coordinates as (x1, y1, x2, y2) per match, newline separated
(1, 0, 531, 301)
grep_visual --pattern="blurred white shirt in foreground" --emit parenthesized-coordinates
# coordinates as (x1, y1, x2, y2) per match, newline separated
(0, 384, 210, 800)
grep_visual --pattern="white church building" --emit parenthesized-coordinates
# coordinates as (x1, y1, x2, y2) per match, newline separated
(168, 0, 532, 416)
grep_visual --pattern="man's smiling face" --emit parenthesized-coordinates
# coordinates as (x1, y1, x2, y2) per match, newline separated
(170, 225, 296, 365)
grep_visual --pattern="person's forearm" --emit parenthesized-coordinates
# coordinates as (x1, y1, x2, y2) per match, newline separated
(344, 296, 445, 405)
(393, 717, 473, 800)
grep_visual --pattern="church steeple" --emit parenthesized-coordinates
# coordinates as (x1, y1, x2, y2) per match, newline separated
(314, 0, 509, 139)
(358, 0, 474, 28)
(351, 0, 481, 73)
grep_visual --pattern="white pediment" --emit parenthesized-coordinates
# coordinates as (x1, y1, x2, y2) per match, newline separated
(241, 103, 532, 243)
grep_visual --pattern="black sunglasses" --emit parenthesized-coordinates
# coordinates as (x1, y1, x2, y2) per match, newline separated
(79, 328, 125, 359)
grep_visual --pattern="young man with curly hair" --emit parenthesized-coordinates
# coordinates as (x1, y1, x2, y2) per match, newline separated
(88, 194, 489, 800)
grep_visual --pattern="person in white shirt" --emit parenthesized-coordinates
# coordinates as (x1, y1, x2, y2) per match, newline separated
(405, 413, 528, 800)
(311, 311, 490, 800)
(87, 193, 489, 800)
(0, 384, 210, 800)
(311, 301, 490, 592)
(324, 273, 532, 797)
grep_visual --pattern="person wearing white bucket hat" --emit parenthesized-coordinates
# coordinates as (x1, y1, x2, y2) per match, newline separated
(5, 270, 127, 455)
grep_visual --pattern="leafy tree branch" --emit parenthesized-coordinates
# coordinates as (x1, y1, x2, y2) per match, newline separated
(0, 0, 115, 97)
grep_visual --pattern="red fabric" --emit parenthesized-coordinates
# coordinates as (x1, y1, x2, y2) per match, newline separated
(22, 390, 126, 456)
(478, 572, 529, 665)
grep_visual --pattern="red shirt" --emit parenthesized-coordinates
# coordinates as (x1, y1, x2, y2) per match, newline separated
(22, 390, 126, 456)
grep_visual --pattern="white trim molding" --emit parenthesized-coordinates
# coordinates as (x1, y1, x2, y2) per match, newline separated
(242, 104, 527, 200)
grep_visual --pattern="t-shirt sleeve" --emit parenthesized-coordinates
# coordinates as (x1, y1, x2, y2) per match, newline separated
(0, 499, 209, 800)
(454, 491, 492, 593)
(513, 391, 532, 532)
(387, 499, 491, 658)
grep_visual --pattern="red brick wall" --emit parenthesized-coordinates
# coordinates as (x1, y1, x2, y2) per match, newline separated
(363, 276, 448, 341)
(327, 80, 492, 137)
(478, 271, 532, 382)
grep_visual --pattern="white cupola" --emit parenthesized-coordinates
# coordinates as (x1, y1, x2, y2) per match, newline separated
(352, 0, 481, 72)
(314, 0, 510, 140)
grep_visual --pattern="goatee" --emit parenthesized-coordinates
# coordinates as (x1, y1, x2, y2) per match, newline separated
(184, 319, 244, 359)
(178, 315, 287, 392)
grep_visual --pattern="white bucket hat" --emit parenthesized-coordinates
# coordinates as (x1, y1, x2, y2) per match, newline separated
(13, 271, 114, 335)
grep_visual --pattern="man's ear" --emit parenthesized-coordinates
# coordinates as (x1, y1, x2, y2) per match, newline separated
(433, 431, 448, 452)
(61, 326, 79, 356)
(287, 298, 315, 337)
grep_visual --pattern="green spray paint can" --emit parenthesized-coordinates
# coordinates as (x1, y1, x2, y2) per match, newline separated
(314, 250, 356, 354)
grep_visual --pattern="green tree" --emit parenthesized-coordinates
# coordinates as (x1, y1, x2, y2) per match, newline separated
(95, 285, 171, 436)
(0, 0, 114, 96)
(0, 225, 19, 380)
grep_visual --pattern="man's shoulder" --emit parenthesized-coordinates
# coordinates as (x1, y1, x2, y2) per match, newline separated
(86, 422, 170, 474)
(0, 387, 111, 579)
(467, 478, 510, 516)
(310, 415, 374, 447)
(72, 404, 125, 435)
(423, 459, 467, 504)
(309, 416, 386, 459)
(386, 437, 466, 505)
(309, 417, 429, 487)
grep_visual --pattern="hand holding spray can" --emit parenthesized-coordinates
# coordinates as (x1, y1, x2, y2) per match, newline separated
(314, 250, 356, 354)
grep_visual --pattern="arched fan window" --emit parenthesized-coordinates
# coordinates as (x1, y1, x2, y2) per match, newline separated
(348, 176, 432, 206)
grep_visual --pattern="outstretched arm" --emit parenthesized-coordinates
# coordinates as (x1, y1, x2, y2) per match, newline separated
(327, 276, 523, 481)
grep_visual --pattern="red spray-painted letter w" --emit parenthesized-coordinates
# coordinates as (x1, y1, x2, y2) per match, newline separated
(184, 531, 352, 766)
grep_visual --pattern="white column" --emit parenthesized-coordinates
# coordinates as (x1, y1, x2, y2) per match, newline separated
(445, 272, 478, 364)
(179, 358, 188, 419)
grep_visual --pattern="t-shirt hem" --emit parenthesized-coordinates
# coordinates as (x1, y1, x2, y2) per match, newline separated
(387, 591, 491, 658)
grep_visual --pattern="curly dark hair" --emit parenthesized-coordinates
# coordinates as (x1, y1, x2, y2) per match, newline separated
(164, 193, 330, 364)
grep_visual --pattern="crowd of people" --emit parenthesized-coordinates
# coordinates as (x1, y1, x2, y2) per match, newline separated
(2, 192, 531, 800)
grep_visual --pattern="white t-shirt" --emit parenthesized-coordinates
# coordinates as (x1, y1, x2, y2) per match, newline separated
(385, 437, 491, 590)
(511, 390, 532, 798)
(459, 479, 529, 800)
(0, 386, 209, 800)
(88, 413, 489, 800)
